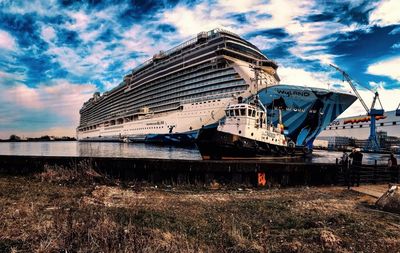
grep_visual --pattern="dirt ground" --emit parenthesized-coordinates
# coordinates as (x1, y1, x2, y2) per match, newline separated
(1, 175, 400, 253)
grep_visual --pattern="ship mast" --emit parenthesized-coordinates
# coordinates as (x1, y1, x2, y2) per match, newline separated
(250, 62, 270, 126)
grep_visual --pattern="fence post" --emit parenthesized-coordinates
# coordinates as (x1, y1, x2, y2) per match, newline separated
(373, 160, 377, 184)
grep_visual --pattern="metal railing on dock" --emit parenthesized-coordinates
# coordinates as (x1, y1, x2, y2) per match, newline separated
(335, 159, 399, 188)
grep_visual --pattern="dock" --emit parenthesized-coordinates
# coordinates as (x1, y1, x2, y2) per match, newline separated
(0, 155, 398, 187)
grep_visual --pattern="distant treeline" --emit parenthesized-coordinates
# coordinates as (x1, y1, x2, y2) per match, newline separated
(0, 134, 76, 142)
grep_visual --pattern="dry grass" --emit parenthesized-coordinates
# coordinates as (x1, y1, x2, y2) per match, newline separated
(1, 173, 400, 252)
(36, 160, 110, 185)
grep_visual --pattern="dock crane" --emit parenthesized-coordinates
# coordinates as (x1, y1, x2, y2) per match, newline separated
(329, 64, 384, 152)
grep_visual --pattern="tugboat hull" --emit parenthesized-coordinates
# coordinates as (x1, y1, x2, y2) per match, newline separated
(196, 127, 290, 159)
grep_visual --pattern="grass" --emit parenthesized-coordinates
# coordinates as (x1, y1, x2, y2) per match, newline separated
(0, 166, 400, 252)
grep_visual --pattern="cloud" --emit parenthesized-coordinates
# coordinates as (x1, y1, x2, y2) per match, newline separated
(248, 36, 279, 50)
(66, 11, 90, 31)
(40, 26, 56, 42)
(392, 43, 400, 49)
(2, 84, 42, 109)
(370, 0, 400, 26)
(367, 56, 400, 82)
(160, 3, 233, 38)
(277, 66, 343, 90)
(340, 85, 400, 117)
(389, 26, 400, 35)
(0, 79, 96, 138)
(0, 29, 17, 50)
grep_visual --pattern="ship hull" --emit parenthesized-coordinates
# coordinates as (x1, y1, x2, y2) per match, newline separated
(258, 85, 357, 148)
(77, 85, 357, 148)
(196, 127, 288, 159)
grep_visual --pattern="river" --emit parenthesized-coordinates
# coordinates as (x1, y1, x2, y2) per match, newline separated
(0, 141, 395, 165)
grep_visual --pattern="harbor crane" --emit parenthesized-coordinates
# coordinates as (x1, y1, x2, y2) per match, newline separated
(329, 64, 384, 152)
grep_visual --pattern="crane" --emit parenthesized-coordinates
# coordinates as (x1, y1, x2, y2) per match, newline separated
(329, 64, 384, 152)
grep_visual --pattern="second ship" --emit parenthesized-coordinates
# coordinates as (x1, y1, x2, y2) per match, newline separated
(77, 29, 357, 149)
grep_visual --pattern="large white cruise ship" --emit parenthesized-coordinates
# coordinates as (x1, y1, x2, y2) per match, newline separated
(77, 29, 357, 147)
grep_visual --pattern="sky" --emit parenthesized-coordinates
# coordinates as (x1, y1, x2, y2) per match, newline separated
(0, 0, 399, 138)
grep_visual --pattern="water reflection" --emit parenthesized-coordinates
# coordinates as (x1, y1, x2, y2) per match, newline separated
(0, 141, 396, 164)
(77, 142, 202, 160)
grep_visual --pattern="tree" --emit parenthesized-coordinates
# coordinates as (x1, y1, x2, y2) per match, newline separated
(9, 134, 21, 141)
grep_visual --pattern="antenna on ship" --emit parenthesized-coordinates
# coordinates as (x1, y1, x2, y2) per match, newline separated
(249, 62, 262, 96)
(250, 62, 271, 127)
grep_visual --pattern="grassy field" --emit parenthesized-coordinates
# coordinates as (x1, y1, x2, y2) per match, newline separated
(1, 166, 400, 252)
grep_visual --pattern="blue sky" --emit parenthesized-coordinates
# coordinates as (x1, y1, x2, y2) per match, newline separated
(0, 0, 399, 138)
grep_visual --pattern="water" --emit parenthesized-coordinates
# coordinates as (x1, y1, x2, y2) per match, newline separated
(0, 141, 396, 165)
(0, 141, 202, 160)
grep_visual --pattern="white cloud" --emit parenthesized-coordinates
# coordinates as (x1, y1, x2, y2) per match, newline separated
(370, 0, 400, 26)
(161, 3, 234, 38)
(0, 29, 17, 50)
(66, 11, 90, 31)
(217, 0, 261, 13)
(47, 46, 88, 75)
(277, 66, 343, 90)
(1, 0, 60, 16)
(340, 86, 400, 117)
(0, 79, 96, 137)
(2, 84, 43, 109)
(392, 43, 400, 49)
(0, 70, 25, 82)
(160, 0, 312, 37)
(38, 79, 96, 122)
(389, 26, 400, 35)
(41, 26, 56, 42)
(248, 36, 279, 50)
(367, 56, 400, 81)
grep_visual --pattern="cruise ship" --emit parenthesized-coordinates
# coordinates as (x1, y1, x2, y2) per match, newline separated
(77, 28, 357, 148)
(318, 110, 400, 140)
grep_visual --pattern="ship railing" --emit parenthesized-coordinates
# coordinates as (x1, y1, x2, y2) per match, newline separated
(213, 28, 240, 38)
(130, 37, 200, 75)
(130, 29, 226, 75)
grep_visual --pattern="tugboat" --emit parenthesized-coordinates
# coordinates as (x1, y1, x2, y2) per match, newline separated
(197, 96, 295, 159)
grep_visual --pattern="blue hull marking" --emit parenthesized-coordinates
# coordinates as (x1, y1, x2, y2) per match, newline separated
(258, 85, 357, 147)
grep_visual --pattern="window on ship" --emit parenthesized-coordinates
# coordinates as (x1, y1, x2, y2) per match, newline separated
(240, 108, 246, 116)
(235, 109, 239, 116)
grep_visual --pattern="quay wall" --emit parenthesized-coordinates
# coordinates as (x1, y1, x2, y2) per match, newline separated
(0, 155, 394, 186)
